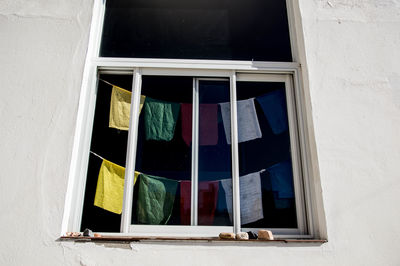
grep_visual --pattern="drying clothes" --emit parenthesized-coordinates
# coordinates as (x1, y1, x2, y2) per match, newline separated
(144, 97, 180, 141)
(109, 85, 146, 130)
(181, 103, 218, 146)
(198, 180, 220, 225)
(180, 180, 219, 225)
(220, 172, 264, 225)
(256, 89, 288, 134)
(219, 98, 262, 144)
(136, 173, 178, 224)
(180, 181, 191, 225)
(267, 160, 294, 199)
(94, 159, 140, 214)
(273, 193, 293, 209)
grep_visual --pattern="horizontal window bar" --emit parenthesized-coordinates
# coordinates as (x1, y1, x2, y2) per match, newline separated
(93, 58, 300, 71)
(129, 225, 234, 237)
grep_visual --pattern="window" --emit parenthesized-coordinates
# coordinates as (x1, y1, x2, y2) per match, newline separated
(62, 0, 317, 239)
(100, 0, 292, 61)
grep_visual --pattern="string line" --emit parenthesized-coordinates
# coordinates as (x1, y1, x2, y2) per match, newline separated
(99, 78, 117, 87)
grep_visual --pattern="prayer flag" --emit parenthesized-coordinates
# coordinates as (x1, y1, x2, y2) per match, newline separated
(256, 89, 288, 134)
(180, 180, 219, 225)
(267, 160, 294, 198)
(136, 173, 178, 224)
(220, 172, 264, 225)
(181, 103, 218, 146)
(109, 85, 146, 130)
(94, 159, 139, 214)
(144, 97, 180, 141)
(219, 98, 262, 144)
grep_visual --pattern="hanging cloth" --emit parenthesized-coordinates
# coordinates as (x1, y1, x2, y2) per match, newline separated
(136, 173, 179, 224)
(181, 103, 218, 146)
(180, 180, 219, 225)
(198, 180, 219, 225)
(256, 89, 288, 134)
(109, 85, 146, 130)
(220, 172, 264, 225)
(144, 97, 180, 141)
(273, 193, 293, 209)
(219, 98, 262, 144)
(267, 160, 294, 198)
(94, 159, 139, 214)
(180, 181, 191, 225)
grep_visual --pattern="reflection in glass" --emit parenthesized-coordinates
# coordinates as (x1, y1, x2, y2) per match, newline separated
(198, 80, 232, 226)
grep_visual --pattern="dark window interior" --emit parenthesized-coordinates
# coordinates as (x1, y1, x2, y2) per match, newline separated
(132, 76, 193, 225)
(100, 0, 292, 61)
(81, 74, 297, 232)
(237, 81, 297, 228)
(198, 80, 232, 226)
(131, 77, 233, 226)
(81, 74, 132, 232)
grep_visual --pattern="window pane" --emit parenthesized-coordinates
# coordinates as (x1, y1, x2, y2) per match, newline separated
(100, 0, 292, 61)
(198, 80, 232, 226)
(131, 76, 192, 225)
(236, 81, 297, 229)
(81, 74, 133, 232)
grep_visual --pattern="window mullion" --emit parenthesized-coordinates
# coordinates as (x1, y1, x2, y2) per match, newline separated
(191, 78, 199, 226)
(230, 71, 241, 234)
(120, 67, 142, 233)
(284, 75, 307, 234)
(93, 0, 106, 58)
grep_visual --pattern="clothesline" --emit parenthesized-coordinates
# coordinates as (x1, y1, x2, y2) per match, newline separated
(90, 150, 269, 181)
(100, 78, 258, 104)
(92, 150, 294, 217)
(99, 78, 116, 87)
(90, 150, 184, 183)
(90, 151, 104, 160)
(106, 81, 282, 144)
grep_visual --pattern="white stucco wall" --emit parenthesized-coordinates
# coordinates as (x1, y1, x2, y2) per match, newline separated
(0, 0, 400, 265)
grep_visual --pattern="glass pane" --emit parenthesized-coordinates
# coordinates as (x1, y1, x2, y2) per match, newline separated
(81, 74, 133, 232)
(198, 80, 232, 226)
(100, 0, 292, 61)
(132, 76, 192, 225)
(236, 81, 297, 229)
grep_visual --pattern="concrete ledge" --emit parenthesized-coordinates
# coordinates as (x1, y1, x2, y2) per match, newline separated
(59, 236, 327, 244)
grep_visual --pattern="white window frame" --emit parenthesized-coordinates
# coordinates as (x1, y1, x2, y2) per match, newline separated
(61, 0, 320, 239)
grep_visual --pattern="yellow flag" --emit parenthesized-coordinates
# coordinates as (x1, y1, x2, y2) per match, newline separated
(94, 159, 140, 214)
(109, 85, 146, 130)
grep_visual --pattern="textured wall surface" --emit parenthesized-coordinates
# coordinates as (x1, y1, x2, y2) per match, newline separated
(0, 0, 400, 265)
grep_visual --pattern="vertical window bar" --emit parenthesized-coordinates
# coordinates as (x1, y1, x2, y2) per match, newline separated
(285, 0, 299, 62)
(191, 78, 199, 226)
(71, 66, 98, 232)
(230, 71, 241, 234)
(120, 68, 142, 233)
(284, 74, 306, 234)
(294, 68, 315, 235)
(93, 0, 107, 58)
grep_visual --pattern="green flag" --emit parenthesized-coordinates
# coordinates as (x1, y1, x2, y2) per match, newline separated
(137, 173, 178, 224)
(144, 97, 180, 141)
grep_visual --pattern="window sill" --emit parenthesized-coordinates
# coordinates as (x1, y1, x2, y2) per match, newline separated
(59, 236, 327, 244)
